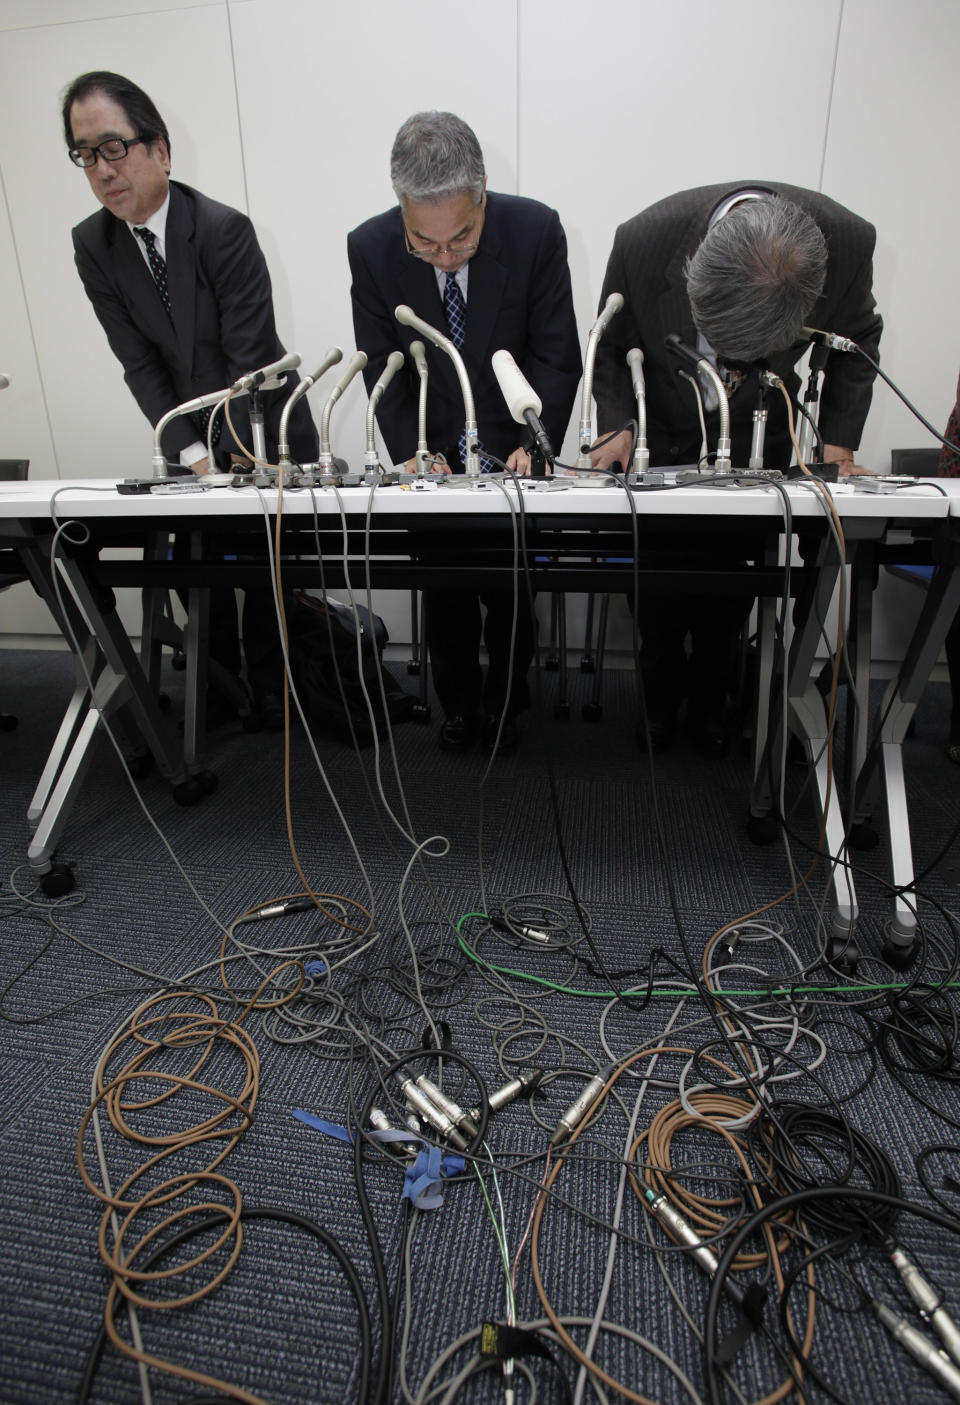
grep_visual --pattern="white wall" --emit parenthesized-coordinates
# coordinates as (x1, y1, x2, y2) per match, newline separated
(1, 0, 957, 647)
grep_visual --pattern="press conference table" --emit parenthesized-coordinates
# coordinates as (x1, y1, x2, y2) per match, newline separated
(1, 471, 953, 952)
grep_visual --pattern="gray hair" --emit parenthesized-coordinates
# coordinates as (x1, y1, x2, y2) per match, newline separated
(390, 111, 485, 205)
(685, 196, 828, 361)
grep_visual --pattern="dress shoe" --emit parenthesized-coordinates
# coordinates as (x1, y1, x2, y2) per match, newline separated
(439, 713, 478, 751)
(254, 692, 285, 732)
(481, 714, 519, 756)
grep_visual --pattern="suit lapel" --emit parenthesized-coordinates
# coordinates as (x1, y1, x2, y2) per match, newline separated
(163, 184, 196, 372)
(463, 202, 506, 367)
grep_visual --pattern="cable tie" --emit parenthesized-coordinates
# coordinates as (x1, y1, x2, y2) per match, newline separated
(401, 1145, 464, 1211)
(305, 960, 327, 976)
(292, 1108, 352, 1142)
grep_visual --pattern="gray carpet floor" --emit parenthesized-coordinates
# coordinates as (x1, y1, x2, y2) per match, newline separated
(1, 645, 959, 1404)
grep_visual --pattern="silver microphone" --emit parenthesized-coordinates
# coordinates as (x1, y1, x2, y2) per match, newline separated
(151, 383, 253, 476)
(395, 303, 480, 477)
(365, 350, 405, 464)
(577, 292, 624, 468)
(317, 350, 367, 469)
(231, 350, 301, 392)
(409, 340, 431, 473)
(277, 347, 343, 467)
(625, 347, 649, 475)
(801, 326, 859, 354)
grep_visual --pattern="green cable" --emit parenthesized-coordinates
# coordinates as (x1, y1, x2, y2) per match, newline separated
(456, 913, 960, 1000)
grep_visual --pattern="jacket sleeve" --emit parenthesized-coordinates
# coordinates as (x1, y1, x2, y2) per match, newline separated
(72, 226, 194, 456)
(591, 223, 646, 438)
(348, 230, 420, 465)
(518, 208, 582, 449)
(810, 218, 883, 451)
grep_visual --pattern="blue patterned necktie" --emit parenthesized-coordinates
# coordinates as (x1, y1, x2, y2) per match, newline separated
(135, 226, 214, 444)
(443, 272, 492, 473)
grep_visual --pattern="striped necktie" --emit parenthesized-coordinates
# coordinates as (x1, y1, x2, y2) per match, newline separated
(444, 272, 492, 473)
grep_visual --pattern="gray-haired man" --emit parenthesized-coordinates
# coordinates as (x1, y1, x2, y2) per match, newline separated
(589, 183, 882, 754)
(348, 112, 581, 753)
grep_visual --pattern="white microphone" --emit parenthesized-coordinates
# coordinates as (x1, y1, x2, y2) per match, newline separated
(232, 351, 301, 392)
(577, 292, 624, 468)
(491, 349, 555, 465)
(802, 326, 859, 354)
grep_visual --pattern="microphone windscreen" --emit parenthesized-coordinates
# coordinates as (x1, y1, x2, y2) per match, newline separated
(492, 349, 542, 424)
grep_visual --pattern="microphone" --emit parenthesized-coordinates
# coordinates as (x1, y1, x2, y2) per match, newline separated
(231, 351, 301, 393)
(625, 347, 649, 475)
(576, 292, 624, 468)
(277, 347, 343, 467)
(664, 333, 731, 469)
(801, 326, 859, 354)
(409, 340, 431, 473)
(491, 349, 555, 465)
(317, 350, 367, 470)
(151, 382, 255, 476)
(395, 304, 480, 476)
(365, 350, 405, 465)
(0, 374, 9, 391)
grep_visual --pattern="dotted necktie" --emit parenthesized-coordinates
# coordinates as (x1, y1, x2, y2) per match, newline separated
(133, 226, 173, 323)
(134, 227, 214, 444)
(444, 272, 492, 473)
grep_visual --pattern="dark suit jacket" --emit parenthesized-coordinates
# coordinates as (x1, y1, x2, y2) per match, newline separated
(72, 180, 318, 464)
(593, 182, 883, 468)
(347, 191, 582, 467)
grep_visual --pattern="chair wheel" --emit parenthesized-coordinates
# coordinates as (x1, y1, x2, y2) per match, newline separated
(158, 692, 172, 712)
(544, 653, 559, 672)
(406, 660, 421, 676)
(582, 702, 602, 722)
(0, 713, 18, 731)
(747, 811, 779, 845)
(411, 702, 432, 723)
(579, 656, 596, 675)
(41, 863, 75, 898)
(554, 702, 570, 720)
(171, 651, 187, 672)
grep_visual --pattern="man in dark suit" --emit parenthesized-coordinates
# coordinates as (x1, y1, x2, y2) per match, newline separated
(590, 183, 883, 754)
(348, 111, 581, 753)
(63, 70, 318, 727)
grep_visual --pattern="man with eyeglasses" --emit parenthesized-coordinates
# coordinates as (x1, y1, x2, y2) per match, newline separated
(348, 111, 581, 754)
(63, 70, 318, 730)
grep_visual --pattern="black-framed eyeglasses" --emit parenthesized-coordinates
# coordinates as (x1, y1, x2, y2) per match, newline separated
(401, 199, 486, 262)
(69, 136, 146, 168)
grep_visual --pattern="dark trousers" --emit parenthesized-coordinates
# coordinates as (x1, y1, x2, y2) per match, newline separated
(635, 590, 752, 727)
(427, 587, 535, 720)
